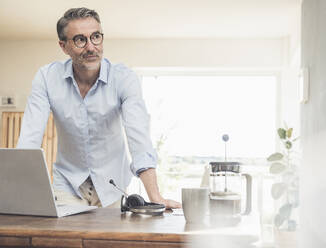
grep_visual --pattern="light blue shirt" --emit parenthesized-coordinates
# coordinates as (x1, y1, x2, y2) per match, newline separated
(17, 58, 157, 207)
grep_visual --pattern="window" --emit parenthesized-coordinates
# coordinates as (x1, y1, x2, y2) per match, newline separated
(142, 75, 277, 159)
(131, 73, 278, 203)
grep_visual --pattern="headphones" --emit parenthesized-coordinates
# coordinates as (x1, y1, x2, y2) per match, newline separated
(121, 194, 166, 215)
(109, 179, 166, 215)
(123, 194, 145, 207)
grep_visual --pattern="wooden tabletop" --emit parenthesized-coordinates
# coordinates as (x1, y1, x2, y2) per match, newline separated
(0, 208, 261, 248)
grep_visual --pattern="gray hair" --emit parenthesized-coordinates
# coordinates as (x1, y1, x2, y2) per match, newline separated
(57, 7, 101, 41)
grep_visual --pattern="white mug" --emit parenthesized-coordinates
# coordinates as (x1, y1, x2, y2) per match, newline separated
(182, 187, 209, 223)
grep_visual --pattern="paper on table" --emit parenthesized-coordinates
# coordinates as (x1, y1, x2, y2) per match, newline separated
(171, 208, 184, 216)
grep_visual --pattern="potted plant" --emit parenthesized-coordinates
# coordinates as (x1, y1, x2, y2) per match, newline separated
(267, 126, 299, 247)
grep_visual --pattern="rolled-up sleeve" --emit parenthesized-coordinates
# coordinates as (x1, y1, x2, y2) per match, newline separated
(17, 69, 51, 148)
(119, 70, 157, 176)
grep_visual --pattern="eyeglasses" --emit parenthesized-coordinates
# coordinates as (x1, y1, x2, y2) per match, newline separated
(66, 32, 104, 48)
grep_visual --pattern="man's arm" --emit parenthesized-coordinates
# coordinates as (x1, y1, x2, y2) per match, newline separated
(139, 168, 181, 209)
(17, 69, 50, 148)
(119, 67, 181, 208)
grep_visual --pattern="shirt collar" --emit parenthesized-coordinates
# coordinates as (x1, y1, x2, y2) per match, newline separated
(63, 58, 109, 84)
(63, 59, 74, 80)
(98, 59, 108, 84)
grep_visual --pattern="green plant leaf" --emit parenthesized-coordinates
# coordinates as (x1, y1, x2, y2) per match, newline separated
(285, 141, 292, 149)
(274, 213, 285, 228)
(279, 203, 292, 219)
(271, 183, 287, 199)
(278, 128, 287, 139)
(267, 152, 284, 161)
(270, 162, 286, 174)
(286, 128, 293, 138)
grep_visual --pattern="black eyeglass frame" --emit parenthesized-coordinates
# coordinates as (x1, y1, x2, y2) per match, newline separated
(64, 32, 104, 48)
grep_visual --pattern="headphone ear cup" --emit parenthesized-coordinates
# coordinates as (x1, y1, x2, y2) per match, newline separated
(121, 195, 128, 212)
(127, 194, 145, 207)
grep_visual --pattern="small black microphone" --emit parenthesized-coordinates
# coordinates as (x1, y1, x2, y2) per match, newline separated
(109, 179, 129, 197)
(109, 179, 116, 187)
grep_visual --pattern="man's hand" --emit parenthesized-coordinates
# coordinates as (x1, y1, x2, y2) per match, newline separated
(152, 196, 182, 209)
(139, 168, 182, 209)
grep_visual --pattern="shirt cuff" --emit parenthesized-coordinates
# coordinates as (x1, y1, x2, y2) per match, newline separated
(135, 167, 155, 177)
(130, 151, 157, 176)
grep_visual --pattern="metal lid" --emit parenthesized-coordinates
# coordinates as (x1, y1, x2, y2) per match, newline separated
(209, 161, 241, 173)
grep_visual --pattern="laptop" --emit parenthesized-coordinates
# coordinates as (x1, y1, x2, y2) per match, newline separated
(0, 148, 97, 217)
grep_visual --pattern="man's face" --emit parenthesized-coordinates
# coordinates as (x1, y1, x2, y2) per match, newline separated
(59, 17, 103, 70)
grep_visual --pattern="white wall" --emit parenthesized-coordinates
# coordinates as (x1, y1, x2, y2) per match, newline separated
(0, 40, 66, 110)
(105, 38, 284, 68)
(280, 40, 301, 134)
(300, 0, 326, 247)
(280, 5, 302, 133)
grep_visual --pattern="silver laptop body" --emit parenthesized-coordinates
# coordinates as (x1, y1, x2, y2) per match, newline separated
(0, 148, 97, 217)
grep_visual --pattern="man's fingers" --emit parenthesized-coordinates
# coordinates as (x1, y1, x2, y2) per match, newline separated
(165, 199, 182, 209)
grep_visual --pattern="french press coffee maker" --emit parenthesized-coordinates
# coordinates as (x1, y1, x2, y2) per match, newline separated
(209, 135, 252, 224)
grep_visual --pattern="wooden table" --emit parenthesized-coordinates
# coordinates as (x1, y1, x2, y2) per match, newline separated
(0, 208, 260, 248)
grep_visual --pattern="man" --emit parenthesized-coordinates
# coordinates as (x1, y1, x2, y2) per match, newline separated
(17, 7, 181, 209)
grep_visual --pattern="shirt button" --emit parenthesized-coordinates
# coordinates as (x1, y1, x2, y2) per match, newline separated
(89, 187, 93, 191)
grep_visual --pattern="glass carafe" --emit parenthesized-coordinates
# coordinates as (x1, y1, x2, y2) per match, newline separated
(209, 162, 252, 217)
